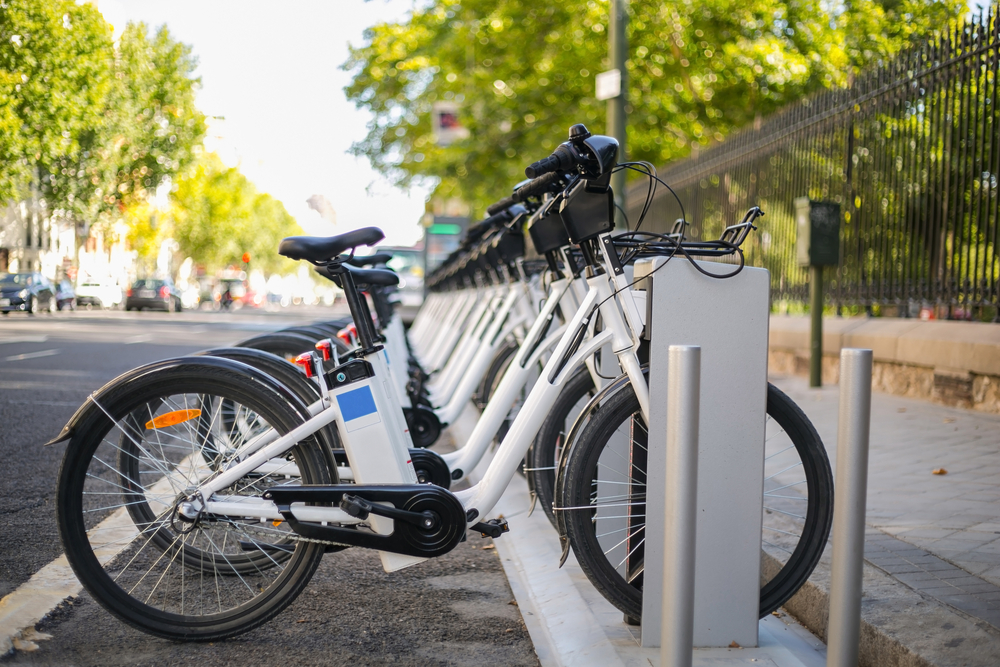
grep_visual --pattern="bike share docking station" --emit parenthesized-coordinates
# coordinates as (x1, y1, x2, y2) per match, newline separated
(633, 257, 872, 667)
(634, 255, 771, 650)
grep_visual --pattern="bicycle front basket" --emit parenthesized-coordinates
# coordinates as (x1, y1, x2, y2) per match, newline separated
(558, 178, 614, 244)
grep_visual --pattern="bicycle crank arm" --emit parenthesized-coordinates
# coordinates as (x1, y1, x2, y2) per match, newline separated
(264, 484, 467, 559)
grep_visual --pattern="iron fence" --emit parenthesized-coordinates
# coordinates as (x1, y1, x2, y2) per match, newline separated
(626, 7, 1000, 319)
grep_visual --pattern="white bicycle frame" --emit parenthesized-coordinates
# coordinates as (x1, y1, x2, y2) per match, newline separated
(191, 232, 648, 572)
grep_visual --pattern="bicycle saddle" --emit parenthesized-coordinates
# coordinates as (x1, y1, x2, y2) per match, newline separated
(315, 262, 399, 288)
(343, 252, 392, 267)
(278, 227, 385, 262)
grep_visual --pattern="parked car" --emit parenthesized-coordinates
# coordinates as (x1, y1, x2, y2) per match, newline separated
(76, 278, 123, 309)
(379, 246, 424, 324)
(125, 278, 183, 312)
(55, 279, 76, 310)
(0, 272, 55, 315)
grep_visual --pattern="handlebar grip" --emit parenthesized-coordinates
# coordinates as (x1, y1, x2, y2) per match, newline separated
(525, 154, 560, 179)
(486, 195, 518, 217)
(525, 143, 575, 178)
(514, 171, 562, 200)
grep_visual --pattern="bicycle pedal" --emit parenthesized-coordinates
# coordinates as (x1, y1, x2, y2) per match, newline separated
(471, 518, 509, 539)
(339, 494, 373, 520)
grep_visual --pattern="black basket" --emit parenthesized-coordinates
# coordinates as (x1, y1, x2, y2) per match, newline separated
(486, 228, 525, 265)
(528, 205, 570, 255)
(558, 179, 614, 244)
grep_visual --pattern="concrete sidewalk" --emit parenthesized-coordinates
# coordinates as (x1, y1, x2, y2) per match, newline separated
(771, 374, 1000, 666)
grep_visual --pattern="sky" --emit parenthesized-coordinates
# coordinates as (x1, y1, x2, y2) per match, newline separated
(96, 0, 431, 246)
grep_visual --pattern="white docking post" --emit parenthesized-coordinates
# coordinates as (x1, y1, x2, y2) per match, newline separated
(640, 257, 769, 648)
(826, 348, 873, 667)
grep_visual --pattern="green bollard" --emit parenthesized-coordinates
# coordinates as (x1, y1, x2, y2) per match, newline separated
(810, 265, 823, 388)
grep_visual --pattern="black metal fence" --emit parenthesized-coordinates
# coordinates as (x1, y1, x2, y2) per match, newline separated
(626, 7, 1000, 320)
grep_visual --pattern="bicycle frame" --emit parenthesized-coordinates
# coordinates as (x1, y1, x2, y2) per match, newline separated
(191, 232, 648, 573)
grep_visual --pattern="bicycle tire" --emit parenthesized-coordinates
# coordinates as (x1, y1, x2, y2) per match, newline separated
(528, 367, 595, 528)
(561, 381, 832, 620)
(235, 331, 319, 362)
(474, 337, 518, 409)
(57, 358, 329, 641)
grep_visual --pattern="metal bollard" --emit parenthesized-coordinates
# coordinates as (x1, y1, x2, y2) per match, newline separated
(826, 348, 873, 667)
(660, 345, 701, 667)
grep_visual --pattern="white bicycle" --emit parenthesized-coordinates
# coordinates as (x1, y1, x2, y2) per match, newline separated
(52, 126, 832, 640)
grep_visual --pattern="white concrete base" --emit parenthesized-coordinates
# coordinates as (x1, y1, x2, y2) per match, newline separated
(454, 403, 828, 667)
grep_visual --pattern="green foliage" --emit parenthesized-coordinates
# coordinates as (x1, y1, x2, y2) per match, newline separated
(0, 2, 205, 220)
(171, 154, 301, 274)
(344, 0, 965, 216)
(98, 23, 206, 213)
(0, 0, 114, 207)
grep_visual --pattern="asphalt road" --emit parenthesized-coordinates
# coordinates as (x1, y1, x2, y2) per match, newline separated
(0, 308, 537, 666)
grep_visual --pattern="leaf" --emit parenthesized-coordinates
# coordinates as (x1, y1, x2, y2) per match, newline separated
(932, 468, 947, 475)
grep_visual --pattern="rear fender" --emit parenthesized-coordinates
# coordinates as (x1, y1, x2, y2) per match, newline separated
(43, 355, 312, 448)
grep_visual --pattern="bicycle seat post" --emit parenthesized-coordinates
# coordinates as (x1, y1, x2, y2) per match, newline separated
(339, 269, 379, 353)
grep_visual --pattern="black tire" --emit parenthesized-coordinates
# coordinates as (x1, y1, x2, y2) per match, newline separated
(475, 338, 518, 409)
(235, 332, 320, 363)
(197, 347, 341, 479)
(57, 362, 329, 641)
(561, 381, 833, 620)
(528, 367, 596, 528)
(26, 296, 34, 315)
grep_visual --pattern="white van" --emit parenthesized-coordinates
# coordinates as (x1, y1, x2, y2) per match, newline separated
(76, 278, 123, 309)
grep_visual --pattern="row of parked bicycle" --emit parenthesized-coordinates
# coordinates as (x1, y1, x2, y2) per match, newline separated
(49, 124, 833, 641)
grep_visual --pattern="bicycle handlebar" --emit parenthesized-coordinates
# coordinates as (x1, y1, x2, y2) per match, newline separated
(485, 171, 563, 216)
(525, 143, 576, 179)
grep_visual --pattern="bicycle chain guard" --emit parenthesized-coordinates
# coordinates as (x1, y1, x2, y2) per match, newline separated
(264, 484, 467, 558)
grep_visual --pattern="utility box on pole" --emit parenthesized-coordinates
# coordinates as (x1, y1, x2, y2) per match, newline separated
(795, 198, 841, 268)
(794, 198, 840, 388)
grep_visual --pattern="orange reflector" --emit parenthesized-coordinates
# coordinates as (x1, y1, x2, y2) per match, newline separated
(272, 520, 283, 527)
(145, 409, 202, 430)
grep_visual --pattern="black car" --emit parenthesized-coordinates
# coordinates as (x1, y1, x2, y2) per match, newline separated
(125, 278, 183, 312)
(0, 272, 55, 315)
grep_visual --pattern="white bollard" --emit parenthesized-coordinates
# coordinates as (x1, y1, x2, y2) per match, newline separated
(660, 345, 701, 667)
(826, 348, 873, 667)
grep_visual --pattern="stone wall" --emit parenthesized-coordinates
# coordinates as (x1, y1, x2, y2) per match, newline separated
(768, 316, 1000, 414)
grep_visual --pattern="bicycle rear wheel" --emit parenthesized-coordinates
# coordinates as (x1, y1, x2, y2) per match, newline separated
(57, 361, 328, 640)
(560, 381, 832, 619)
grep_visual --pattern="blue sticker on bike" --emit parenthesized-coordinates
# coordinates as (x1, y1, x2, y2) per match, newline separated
(336, 385, 381, 432)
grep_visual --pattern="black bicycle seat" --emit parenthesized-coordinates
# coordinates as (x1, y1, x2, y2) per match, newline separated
(343, 252, 392, 267)
(315, 262, 399, 288)
(279, 227, 384, 262)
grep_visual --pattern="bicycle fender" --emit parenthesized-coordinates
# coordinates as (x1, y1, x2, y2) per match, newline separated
(553, 364, 649, 566)
(42, 355, 310, 447)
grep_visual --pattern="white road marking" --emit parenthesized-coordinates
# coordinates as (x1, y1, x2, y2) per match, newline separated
(0, 455, 205, 654)
(3, 349, 60, 362)
(0, 336, 48, 345)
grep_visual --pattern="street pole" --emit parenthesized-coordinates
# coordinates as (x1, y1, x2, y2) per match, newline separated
(608, 0, 627, 224)
(810, 265, 823, 387)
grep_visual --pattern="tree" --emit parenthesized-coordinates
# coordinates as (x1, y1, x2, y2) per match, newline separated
(0, 0, 114, 209)
(170, 154, 301, 274)
(98, 23, 207, 214)
(343, 0, 965, 216)
(0, 3, 206, 223)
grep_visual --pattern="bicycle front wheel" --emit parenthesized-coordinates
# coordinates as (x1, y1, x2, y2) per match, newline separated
(560, 381, 832, 620)
(57, 361, 329, 640)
